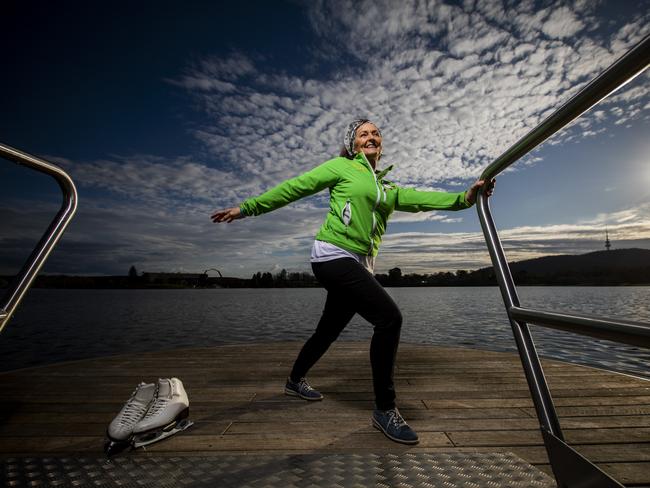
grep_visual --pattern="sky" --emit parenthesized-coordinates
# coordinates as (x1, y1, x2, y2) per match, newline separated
(1, 0, 649, 278)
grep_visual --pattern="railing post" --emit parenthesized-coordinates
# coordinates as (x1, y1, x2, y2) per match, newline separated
(476, 190, 564, 439)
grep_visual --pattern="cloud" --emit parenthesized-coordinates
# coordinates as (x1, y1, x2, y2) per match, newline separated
(4, 1, 648, 276)
(0, 192, 326, 276)
(50, 154, 257, 210)
(540, 6, 585, 39)
(378, 203, 650, 273)
(4, 181, 646, 277)
(171, 0, 648, 193)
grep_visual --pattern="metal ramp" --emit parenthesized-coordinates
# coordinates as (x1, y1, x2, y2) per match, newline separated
(2, 452, 555, 488)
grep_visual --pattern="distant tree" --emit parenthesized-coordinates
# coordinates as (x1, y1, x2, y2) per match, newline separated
(128, 265, 139, 285)
(388, 267, 402, 284)
(374, 273, 388, 286)
(261, 272, 274, 287)
(433, 271, 454, 285)
(198, 273, 208, 287)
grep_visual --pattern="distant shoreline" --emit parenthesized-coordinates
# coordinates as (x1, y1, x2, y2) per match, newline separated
(2, 248, 648, 289)
(2, 283, 648, 290)
(1, 278, 649, 290)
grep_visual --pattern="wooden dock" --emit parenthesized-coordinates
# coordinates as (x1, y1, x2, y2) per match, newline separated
(1, 341, 649, 486)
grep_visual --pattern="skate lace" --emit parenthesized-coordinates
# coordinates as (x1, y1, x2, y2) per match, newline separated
(143, 397, 170, 419)
(141, 381, 174, 420)
(116, 389, 151, 427)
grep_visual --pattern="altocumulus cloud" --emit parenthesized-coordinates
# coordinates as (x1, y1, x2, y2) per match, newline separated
(380, 203, 650, 273)
(175, 0, 648, 191)
(9, 0, 648, 276)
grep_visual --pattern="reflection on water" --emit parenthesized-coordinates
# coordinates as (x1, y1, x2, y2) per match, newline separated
(1, 286, 649, 377)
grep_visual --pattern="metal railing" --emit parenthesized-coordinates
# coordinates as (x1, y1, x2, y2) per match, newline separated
(0, 143, 78, 333)
(477, 34, 650, 487)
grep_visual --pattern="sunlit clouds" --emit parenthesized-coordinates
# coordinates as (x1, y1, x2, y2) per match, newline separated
(381, 203, 650, 273)
(172, 0, 649, 195)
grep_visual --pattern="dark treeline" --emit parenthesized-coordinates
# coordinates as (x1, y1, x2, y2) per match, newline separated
(2, 249, 648, 289)
(379, 248, 650, 286)
(0, 268, 320, 289)
(248, 270, 318, 288)
(376, 267, 493, 287)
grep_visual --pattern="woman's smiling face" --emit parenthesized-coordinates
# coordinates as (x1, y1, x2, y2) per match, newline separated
(353, 122, 382, 161)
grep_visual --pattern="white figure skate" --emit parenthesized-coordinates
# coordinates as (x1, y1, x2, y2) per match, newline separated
(104, 382, 156, 456)
(132, 377, 192, 448)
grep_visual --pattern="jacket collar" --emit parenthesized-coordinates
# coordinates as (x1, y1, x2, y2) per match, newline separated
(353, 152, 393, 179)
(375, 165, 394, 181)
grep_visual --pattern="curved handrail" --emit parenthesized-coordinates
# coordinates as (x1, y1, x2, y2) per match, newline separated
(0, 143, 78, 333)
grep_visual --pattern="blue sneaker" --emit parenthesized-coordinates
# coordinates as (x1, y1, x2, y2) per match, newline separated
(372, 408, 419, 445)
(284, 377, 323, 401)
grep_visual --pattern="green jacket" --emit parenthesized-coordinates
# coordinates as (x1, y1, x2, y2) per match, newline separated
(240, 153, 472, 256)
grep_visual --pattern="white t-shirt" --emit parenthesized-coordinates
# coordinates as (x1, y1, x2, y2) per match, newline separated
(310, 240, 375, 273)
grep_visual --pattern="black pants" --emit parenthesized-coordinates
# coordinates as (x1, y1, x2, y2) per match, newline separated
(290, 258, 402, 410)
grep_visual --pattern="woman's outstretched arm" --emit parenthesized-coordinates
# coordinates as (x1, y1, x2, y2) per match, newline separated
(395, 177, 495, 212)
(210, 158, 341, 223)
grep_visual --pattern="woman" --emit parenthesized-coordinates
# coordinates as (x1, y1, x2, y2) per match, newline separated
(211, 119, 494, 445)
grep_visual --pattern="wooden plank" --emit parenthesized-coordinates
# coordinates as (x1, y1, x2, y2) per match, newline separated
(200, 406, 529, 421)
(422, 396, 650, 410)
(224, 418, 537, 434)
(531, 405, 650, 417)
(560, 415, 650, 429)
(448, 427, 650, 447)
(7, 386, 647, 404)
(0, 421, 232, 437)
(222, 415, 650, 436)
(4, 413, 646, 439)
(407, 375, 645, 386)
(417, 388, 650, 401)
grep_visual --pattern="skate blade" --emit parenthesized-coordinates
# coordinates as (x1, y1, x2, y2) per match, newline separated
(132, 418, 193, 449)
(104, 438, 132, 457)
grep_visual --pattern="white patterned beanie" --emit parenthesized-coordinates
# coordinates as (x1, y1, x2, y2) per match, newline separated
(343, 119, 382, 157)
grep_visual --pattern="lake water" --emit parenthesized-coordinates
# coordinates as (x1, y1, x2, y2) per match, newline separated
(1, 286, 649, 378)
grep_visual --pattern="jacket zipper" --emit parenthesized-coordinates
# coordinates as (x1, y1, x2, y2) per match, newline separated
(360, 153, 382, 255)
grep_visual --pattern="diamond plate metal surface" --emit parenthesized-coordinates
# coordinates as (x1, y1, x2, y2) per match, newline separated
(2, 452, 555, 488)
